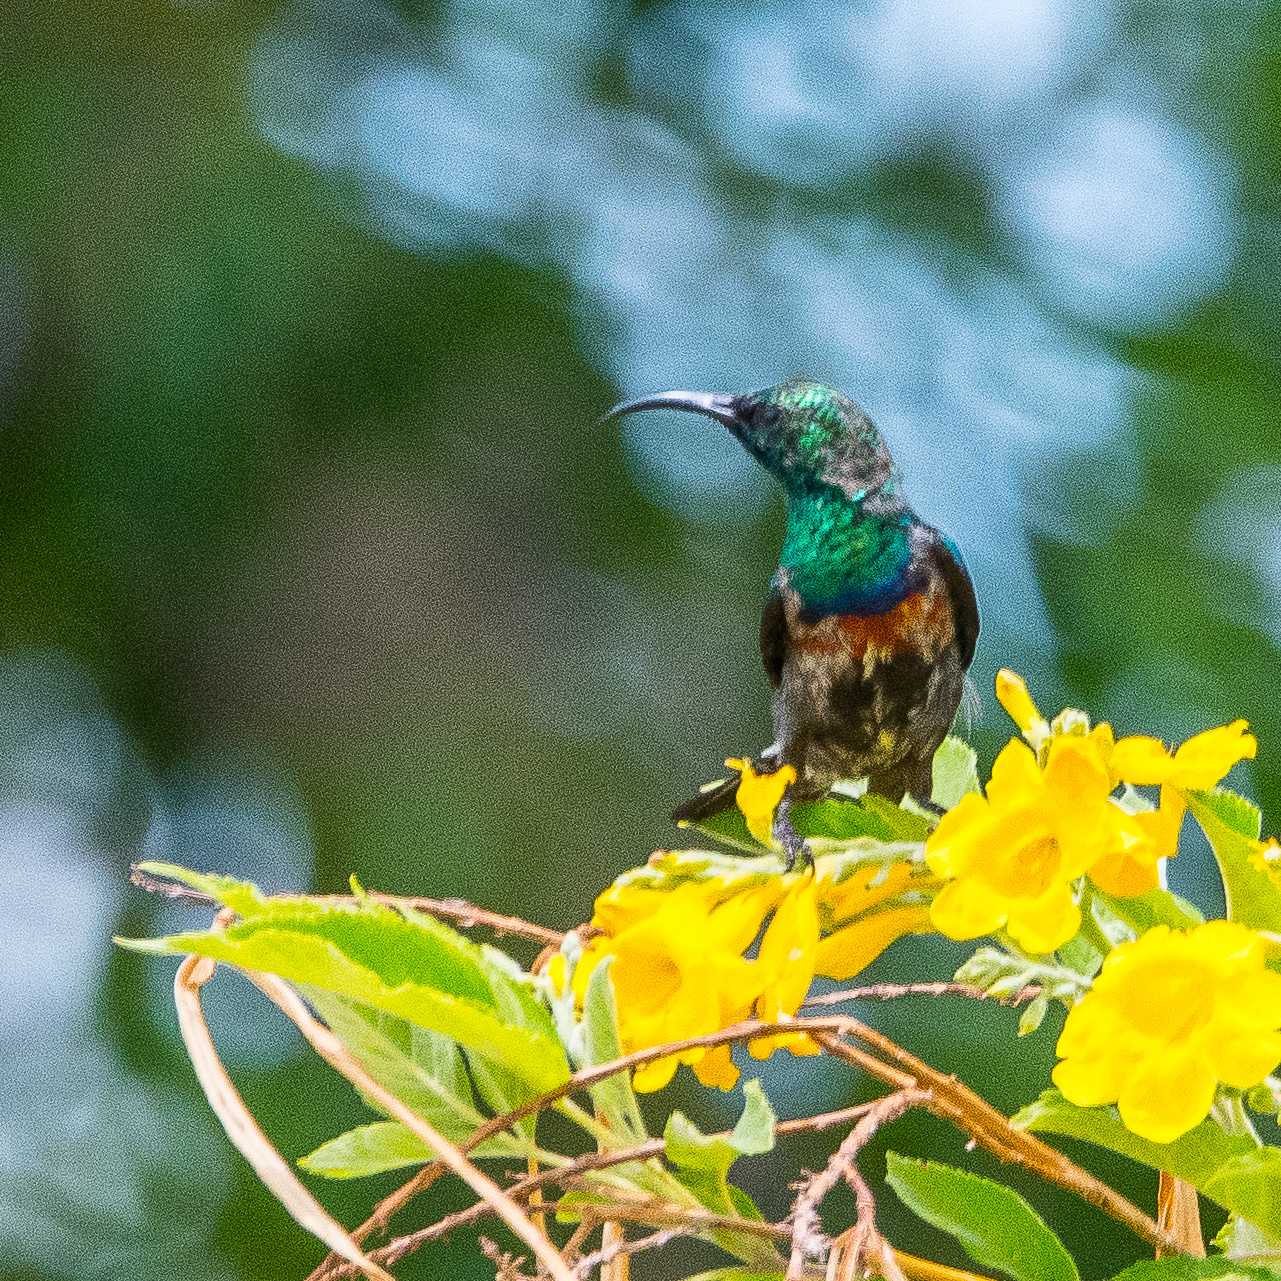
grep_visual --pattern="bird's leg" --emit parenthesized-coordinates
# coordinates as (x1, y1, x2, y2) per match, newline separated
(772, 785, 812, 872)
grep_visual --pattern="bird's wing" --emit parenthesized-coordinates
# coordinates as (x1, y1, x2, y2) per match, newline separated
(759, 587, 789, 688)
(928, 531, 980, 671)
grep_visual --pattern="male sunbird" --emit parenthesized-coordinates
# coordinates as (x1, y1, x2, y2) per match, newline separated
(607, 380, 979, 866)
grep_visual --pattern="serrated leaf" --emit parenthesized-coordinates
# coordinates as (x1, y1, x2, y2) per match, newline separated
(931, 736, 980, 812)
(885, 1151, 1078, 1281)
(134, 859, 266, 915)
(302, 987, 486, 1138)
(1185, 791, 1281, 932)
(579, 958, 647, 1143)
(1014, 1090, 1260, 1210)
(124, 884, 570, 1095)
(1108, 1259, 1277, 1280)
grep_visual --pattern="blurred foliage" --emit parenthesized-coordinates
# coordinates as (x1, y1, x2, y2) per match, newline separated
(1, 0, 1280, 1276)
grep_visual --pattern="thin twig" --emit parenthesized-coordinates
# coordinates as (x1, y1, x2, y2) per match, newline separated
(816, 1025, 1185, 1256)
(319, 1006, 1176, 1276)
(319, 1100, 889, 1278)
(844, 1164, 907, 1281)
(323, 1012, 885, 1273)
(804, 981, 1041, 1008)
(787, 1090, 927, 1280)
(558, 1216, 601, 1268)
(572, 1227, 677, 1279)
(247, 969, 575, 1281)
(172, 955, 396, 1281)
(551, 1186, 790, 1243)
(130, 864, 565, 943)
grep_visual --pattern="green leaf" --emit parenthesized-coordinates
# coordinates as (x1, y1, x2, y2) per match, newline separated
(687, 804, 768, 853)
(1090, 885, 1205, 944)
(1108, 1259, 1277, 1280)
(465, 1053, 541, 1143)
(1185, 791, 1281, 932)
(931, 735, 980, 811)
(884, 1151, 1079, 1281)
(665, 1080, 777, 1218)
(133, 859, 266, 916)
(1014, 1090, 1260, 1208)
(579, 958, 647, 1143)
(796, 793, 931, 843)
(1214, 1212, 1281, 1270)
(1204, 1151, 1281, 1241)
(299, 1121, 436, 1178)
(1018, 996, 1049, 1036)
(122, 877, 570, 1096)
(681, 1272, 786, 1280)
(730, 1080, 776, 1157)
(302, 987, 488, 1140)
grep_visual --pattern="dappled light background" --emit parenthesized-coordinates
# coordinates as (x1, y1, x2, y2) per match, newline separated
(2, 0, 1279, 1276)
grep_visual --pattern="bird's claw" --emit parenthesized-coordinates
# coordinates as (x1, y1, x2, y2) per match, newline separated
(771, 789, 813, 872)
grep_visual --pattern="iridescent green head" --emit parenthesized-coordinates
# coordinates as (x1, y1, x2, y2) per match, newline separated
(605, 379, 903, 506)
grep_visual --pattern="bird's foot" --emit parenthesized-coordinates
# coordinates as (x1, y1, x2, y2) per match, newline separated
(772, 791, 814, 872)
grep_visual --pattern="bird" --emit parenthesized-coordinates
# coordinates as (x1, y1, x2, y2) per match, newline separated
(606, 380, 979, 867)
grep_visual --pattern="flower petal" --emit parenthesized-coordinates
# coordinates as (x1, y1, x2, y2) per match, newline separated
(1117, 1049, 1216, 1144)
(814, 904, 933, 980)
(1005, 884, 1082, 955)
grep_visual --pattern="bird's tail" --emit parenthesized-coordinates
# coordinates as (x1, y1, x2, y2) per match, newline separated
(669, 771, 741, 824)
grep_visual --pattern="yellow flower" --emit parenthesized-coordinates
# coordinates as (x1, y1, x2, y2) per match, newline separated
(750, 872, 822, 1061)
(812, 861, 935, 981)
(1091, 721, 1256, 896)
(995, 668, 1051, 747)
(574, 879, 779, 1092)
(1053, 922, 1281, 1143)
(926, 734, 1142, 953)
(1110, 721, 1257, 790)
(727, 757, 797, 847)
(818, 860, 919, 924)
(1087, 789, 1184, 897)
(814, 903, 934, 981)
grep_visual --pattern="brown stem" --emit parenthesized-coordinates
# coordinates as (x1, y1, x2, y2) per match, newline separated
(247, 970, 574, 1281)
(1156, 1173, 1205, 1258)
(572, 1227, 675, 1280)
(816, 1024, 1184, 1256)
(314, 1007, 1181, 1276)
(130, 864, 566, 943)
(804, 981, 1041, 1008)
(787, 1090, 927, 1280)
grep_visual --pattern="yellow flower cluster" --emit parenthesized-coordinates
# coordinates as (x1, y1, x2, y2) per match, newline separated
(1053, 921, 1281, 1142)
(575, 778, 931, 1091)
(926, 671, 1256, 954)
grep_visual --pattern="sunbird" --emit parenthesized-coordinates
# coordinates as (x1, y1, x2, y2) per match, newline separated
(607, 380, 979, 866)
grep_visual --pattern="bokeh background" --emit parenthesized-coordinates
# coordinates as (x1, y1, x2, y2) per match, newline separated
(2, 0, 1279, 1276)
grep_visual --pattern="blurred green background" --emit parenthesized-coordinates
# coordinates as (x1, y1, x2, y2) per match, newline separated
(1, 0, 1279, 1276)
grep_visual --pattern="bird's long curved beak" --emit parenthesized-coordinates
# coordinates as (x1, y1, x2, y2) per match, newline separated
(601, 389, 741, 429)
